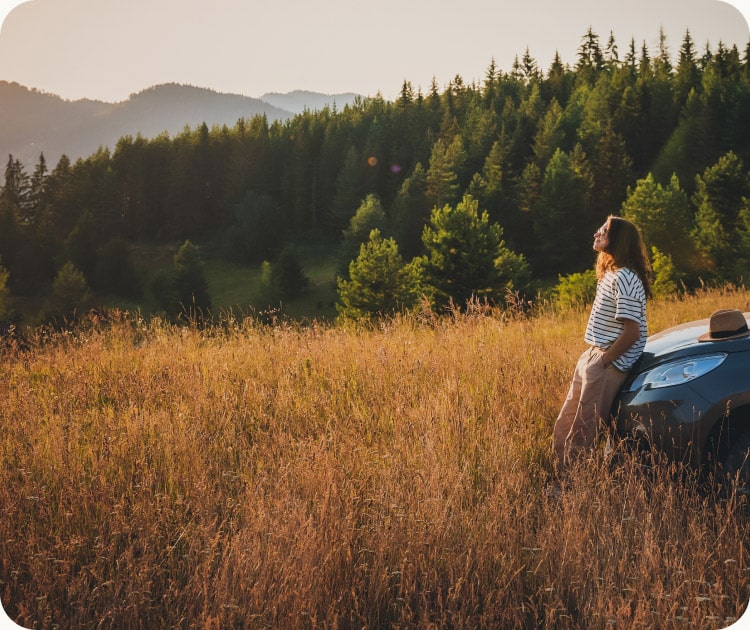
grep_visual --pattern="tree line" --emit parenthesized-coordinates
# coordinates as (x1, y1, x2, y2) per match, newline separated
(1, 27, 750, 323)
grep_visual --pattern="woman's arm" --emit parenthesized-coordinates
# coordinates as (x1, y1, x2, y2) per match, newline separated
(601, 318, 640, 367)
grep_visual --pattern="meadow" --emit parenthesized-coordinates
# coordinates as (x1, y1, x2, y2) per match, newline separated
(1, 286, 748, 628)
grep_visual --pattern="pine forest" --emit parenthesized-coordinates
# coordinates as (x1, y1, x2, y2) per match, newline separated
(1, 28, 750, 325)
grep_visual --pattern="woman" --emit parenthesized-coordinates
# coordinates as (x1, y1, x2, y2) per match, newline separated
(552, 215, 651, 473)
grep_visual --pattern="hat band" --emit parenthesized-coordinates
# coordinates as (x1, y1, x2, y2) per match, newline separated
(712, 323, 749, 338)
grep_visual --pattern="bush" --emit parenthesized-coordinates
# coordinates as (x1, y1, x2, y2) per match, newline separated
(651, 247, 683, 298)
(151, 241, 211, 318)
(45, 261, 91, 321)
(555, 269, 597, 309)
(271, 246, 309, 301)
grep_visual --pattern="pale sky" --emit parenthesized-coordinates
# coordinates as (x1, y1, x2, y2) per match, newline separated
(0, 0, 748, 103)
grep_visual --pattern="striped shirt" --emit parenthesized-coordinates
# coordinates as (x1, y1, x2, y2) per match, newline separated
(584, 268, 647, 371)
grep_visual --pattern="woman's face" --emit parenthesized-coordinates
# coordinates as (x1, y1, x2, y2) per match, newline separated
(593, 221, 610, 252)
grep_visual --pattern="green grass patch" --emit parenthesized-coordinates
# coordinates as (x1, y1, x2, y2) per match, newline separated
(10, 238, 342, 326)
(204, 236, 340, 321)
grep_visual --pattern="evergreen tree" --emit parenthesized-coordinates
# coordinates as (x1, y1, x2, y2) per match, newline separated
(692, 151, 750, 279)
(65, 210, 99, 281)
(654, 27, 673, 76)
(330, 145, 366, 231)
(532, 99, 566, 170)
(398, 80, 415, 109)
(469, 135, 524, 244)
(510, 82, 545, 168)
(624, 38, 638, 75)
(675, 30, 701, 108)
(518, 161, 543, 216)
(422, 194, 529, 308)
(530, 146, 594, 274)
(112, 135, 154, 240)
(162, 240, 212, 317)
(650, 247, 683, 297)
(588, 122, 634, 216)
(338, 194, 388, 277)
(72, 147, 119, 238)
(521, 48, 541, 81)
(464, 105, 499, 176)
(425, 135, 466, 209)
(701, 44, 746, 159)
(42, 154, 79, 238)
(736, 199, 750, 274)
(621, 173, 694, 273)
(272, 246, 309, 301)
(639, 40, 651, 75)
(337, 230, 424, 321)
(604, 31, 619, 70)
(628, 44, 678, 174)
(1, 155, 30, 220)
(651, 90, 707, 185)
(391, 163, 430, 259)
(483, 58, 499, 104)
(544, 51, 573, 106)
(576, 27, 605, 84)
(256, 260, 276, 308)
(0, 199, 18, 286)
(28, 153, 48, 227)
(46, 261, 91, 322)
(0, 193, 54, 296)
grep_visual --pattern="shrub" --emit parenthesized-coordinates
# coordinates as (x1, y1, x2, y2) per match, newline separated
(651, 246, 683, 298)
(554, 268, 597, 309)
(271, 246, 309, 301)
(46, 261, 91, 321)
(151, 240, 211, 318)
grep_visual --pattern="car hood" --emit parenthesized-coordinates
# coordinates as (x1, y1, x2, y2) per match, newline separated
(637, 311, 750, 370)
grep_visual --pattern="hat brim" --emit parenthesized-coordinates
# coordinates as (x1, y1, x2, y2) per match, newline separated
(697, 329, 750, 342)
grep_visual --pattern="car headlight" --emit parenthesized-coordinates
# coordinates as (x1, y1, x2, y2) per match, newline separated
(626, 353, 727, 392)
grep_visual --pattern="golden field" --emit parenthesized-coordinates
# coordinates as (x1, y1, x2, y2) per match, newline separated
(1, 287, 749, 629)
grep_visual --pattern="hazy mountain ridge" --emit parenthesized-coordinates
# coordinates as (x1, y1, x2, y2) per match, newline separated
(260, 90, 360, 115)
(0, 82, 360, 170)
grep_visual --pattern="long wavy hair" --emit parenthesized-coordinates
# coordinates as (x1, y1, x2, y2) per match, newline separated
(596, 215, 652, 298)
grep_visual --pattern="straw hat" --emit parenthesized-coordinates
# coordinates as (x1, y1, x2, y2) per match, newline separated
(697, 309, 750, 342)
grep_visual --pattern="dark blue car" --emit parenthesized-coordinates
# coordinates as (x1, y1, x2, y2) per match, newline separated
(614, 309, 750, 483)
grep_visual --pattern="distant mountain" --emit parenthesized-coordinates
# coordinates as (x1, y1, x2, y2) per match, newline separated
(0, 82, 360, 172)
(260, 90, 360, 115)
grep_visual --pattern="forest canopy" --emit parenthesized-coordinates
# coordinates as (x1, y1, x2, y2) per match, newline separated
(1, 27, 750, 323)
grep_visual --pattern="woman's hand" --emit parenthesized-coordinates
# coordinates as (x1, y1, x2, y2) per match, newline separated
(601, 318, 640, 367)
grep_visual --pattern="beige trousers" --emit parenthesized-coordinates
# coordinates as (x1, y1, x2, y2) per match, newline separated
(552, 346, 629, 471)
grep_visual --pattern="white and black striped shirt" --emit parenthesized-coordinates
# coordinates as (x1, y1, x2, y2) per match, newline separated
(584, 268, 647, 371)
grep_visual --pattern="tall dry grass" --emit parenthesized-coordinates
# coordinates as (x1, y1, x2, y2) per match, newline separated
(1, 287, 748, 628)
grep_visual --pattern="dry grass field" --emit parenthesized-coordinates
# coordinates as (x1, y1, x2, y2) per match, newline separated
(1, 287, 749, 628)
